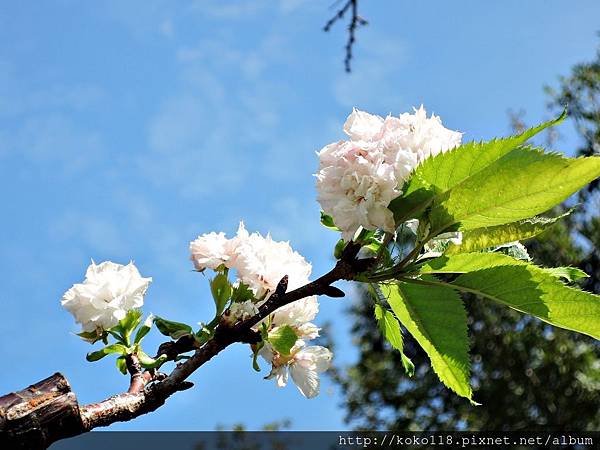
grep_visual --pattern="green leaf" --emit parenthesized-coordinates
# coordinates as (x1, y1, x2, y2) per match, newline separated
(373, 303, 414, 376)
(419, 251, 523, 274)
(195, 327, 212, 346)
(268, 325, 298, 356)
(389, 113, 566, 225)
(496, 242, 531, 261)
(86, 343, 129, 362)
(544, 266, 589, 282)
(445, 212, 570, 255)
(426, 146, 600, 235)
(252, 341, 264, 372)
(380, 280, 474, 402)
(231, 282, 255, 303)
(334, 239, 346, 259)
(116, 356, 128, 375)
(374, 303, 403, 349)
(154, 317, 193, 340)
(137, 351, 168, 369)
(320, 211, 340, 231)
(260, 322, 269, 340)
(133, 314, 154, 345)
(106, 329, 124, 343)
(418, 252, 600, 340)
(210, 273, 232, 316)
(118, 309, 143, 337)
(76, 330, 105, 344)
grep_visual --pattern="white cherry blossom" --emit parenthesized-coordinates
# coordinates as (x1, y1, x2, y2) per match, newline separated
(224, 300, 259, 324)
(316, 106, 462, 240)
(190, 231, 235, 271)
(61, 261, 152, 332)
(233, 225, 313, 299)
(262, 340, 333, 398)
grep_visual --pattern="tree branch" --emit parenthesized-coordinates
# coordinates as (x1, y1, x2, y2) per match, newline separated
(0, 242, 368, 448)
(323, 0, 368, 73)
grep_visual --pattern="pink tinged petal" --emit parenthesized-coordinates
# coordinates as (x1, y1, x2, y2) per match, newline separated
(295, 323, 320, 340)
(272, 296, 319, 327)
(296, 346, 333, 373)
(343, 108, 384, 141)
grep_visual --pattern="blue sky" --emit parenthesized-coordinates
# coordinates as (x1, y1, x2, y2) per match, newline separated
(0, 0, 599, 432)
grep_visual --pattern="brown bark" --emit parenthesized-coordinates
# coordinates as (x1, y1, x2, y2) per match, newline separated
(0, 373, 84, 450)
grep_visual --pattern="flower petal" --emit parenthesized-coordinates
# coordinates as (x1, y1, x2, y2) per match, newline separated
(290, 363, 320, 398)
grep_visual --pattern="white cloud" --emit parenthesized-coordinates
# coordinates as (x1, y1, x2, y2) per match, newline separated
(140, 30, 297, 197)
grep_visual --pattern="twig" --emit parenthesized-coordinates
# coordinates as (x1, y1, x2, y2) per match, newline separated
(323, 0, 368, 73)
(78, 242, 366, 432)
(0, 242, 369, 448)
(125, 354, 146, 394)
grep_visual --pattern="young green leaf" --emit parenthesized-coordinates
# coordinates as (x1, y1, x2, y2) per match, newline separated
(495, 242, 531, 261)
(210, 273, 232, 316)
(334, 239, 346, 259)
(137, 350, 168, 369)
(373, 303, 414, 376)
(426, 147, 600, 235)
(268, 325, 298, 356)
(76, 330, 105, 344)
(118, 309, 143, 337)
(106, 329, 124, 343)
(389, 113, 566, 224)
(419, 251, 522, 273)
(116, 355, 128, 375)
(86, 343, 129, 362)
(544, 266, 589, 282)
(133, 314, 155, 345)
(320, 211, 340, 231)
(445, 212, 570, 255)
(380, 279, 474, 403)
(154, 317, 193, 340)
(252, 341, 264, 372)
(231, 282, 255, 303)
(418, 252, 600, 340)
(195, 327, 212, 346)
(455, 267, 600, 340)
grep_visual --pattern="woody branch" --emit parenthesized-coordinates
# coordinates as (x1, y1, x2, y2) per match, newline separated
(0, 242, 368, 449)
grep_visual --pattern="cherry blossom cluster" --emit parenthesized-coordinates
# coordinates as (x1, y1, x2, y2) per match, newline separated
(190, 223, 332, 398)
(316, 106, 462, 240)
(190, 222, 311, 298)
(59, 106, 461, 401)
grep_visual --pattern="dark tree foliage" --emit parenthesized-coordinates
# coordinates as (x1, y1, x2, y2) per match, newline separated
(546, 41, 600, 295)
(331, 42, 600, 431)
